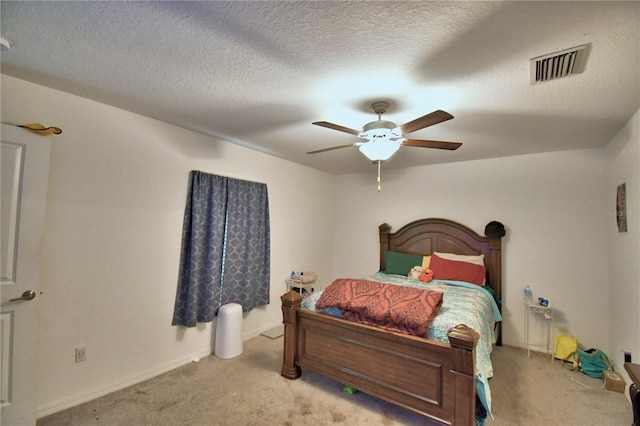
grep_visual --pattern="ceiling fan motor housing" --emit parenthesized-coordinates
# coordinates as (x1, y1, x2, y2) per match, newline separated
(371, 101, 390, 115)
(362, 120, 397, 132)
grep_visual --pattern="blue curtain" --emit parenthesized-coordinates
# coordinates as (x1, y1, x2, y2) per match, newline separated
(172, 171, 270, 327)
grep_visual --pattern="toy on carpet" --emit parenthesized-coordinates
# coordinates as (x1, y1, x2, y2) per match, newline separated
(343, 385, 358, 394)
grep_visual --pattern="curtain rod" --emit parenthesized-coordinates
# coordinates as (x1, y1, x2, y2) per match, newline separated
(191, 170, 267, 186)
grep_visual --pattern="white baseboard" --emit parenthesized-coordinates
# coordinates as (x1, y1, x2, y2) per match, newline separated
(37, 346, 212, 418)
(37, 322, 283, 419)
(243, 321, 282, 340)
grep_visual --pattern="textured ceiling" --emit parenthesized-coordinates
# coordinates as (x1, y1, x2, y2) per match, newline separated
(1, 1, 638, 175)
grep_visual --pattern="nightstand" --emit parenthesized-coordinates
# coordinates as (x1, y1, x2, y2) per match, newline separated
(285, 277, 320, 295)
(524, 302, 554, 358)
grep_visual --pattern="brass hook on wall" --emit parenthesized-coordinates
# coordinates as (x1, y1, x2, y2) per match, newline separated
(17, 123, 62, 136)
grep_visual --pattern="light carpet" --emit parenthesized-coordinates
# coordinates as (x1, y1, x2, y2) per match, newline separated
(37, 335, 632, 425)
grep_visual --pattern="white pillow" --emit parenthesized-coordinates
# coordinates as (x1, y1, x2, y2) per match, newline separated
(433, 252, 485, 266)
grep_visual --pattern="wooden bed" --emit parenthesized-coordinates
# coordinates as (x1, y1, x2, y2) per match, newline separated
(280, 218, 504, 425)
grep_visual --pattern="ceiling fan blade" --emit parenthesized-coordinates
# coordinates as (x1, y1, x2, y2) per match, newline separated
(400, 110, 454, 135)
(307, 143, 356, 154)
(403, 139, 462, 150)
(312, 121, 361, 136)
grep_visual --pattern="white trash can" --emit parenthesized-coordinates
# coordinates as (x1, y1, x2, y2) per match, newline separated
(215, 303, 243, 359)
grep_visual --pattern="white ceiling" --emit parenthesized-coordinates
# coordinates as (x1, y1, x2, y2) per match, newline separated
(1, 1, 638, 175)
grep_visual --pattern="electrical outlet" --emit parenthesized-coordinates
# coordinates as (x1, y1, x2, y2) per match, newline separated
(75, 346, 87, 363)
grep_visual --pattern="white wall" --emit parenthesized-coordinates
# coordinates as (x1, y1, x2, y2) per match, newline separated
(606, 110, 640, 390)
(332, 148, 613, 352)
(1, 75, 337, 416)
(4, 72, 637, 416)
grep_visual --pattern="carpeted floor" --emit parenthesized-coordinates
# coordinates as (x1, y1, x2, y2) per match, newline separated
(38, 335, 632, 425)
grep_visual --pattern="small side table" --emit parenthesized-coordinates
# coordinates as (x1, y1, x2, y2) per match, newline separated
(524, 302, 554, 358)
(285, 277, 320, 295)
(625, 362, 640, 426)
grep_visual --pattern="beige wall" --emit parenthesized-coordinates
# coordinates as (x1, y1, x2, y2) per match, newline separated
(605, 109, 640, 391)
(331, 111, 639, 391)
(3, 73, 638, 415)
(331, 146, 620, 352)
(1, 75, 337, 416)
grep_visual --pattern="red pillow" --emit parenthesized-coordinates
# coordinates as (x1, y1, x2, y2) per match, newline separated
(429, 253, 486, 286)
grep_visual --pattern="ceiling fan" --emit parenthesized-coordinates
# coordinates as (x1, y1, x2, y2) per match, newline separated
(308, 101, 462, 162)
(309, 101, 461, 191)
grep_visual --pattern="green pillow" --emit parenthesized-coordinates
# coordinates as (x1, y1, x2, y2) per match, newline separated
(383, 251, 423, 275)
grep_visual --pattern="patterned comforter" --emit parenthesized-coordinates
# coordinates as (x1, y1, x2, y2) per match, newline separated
(315, 278, 444, 336)
(302, 272, 501, 418)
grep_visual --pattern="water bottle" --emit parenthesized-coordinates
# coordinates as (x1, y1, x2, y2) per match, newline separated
(524, 285, 533, 304)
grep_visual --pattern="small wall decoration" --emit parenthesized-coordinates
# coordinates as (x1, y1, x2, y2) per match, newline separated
(616, 183, 627, 232)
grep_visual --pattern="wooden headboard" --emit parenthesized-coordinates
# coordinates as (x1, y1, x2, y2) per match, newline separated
(379, 217, 505, 344)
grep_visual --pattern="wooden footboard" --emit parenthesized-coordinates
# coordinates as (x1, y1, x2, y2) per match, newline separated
(281, 291, 479, 425)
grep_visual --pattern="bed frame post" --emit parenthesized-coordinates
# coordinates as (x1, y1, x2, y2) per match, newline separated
(488, 236, 503, 346)
(379, 223, 391, 271)
(447, 324, 479, 426)
(280, 290, 302, 379)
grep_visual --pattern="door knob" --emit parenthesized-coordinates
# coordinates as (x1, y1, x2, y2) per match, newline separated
(9, 290, 36, 302)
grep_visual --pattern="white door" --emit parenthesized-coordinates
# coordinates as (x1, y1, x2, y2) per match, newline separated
(1, 124, 51, 425)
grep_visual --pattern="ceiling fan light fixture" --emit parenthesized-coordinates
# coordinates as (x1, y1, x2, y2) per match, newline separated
(358, 121, 404, 160)
(358, 138, 402, 161)
(358, 127, 403, 140)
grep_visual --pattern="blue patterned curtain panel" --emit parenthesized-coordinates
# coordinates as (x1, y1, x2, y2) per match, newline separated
(221, 178, 271, 311)
(172, 171, 270, 327)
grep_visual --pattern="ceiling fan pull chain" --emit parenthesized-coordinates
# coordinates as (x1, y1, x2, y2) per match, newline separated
(377, 161, 382, 192)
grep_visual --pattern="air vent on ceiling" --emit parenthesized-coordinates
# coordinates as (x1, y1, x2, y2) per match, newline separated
(530, 43, 591, 84)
